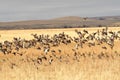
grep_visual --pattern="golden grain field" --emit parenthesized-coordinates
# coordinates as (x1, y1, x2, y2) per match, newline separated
(0, 27, 120, 80)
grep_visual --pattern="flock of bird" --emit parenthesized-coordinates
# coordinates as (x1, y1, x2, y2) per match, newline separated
(0, 27, 120, 66)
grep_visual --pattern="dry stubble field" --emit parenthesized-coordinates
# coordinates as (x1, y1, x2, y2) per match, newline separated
(0, 27, 120, 80)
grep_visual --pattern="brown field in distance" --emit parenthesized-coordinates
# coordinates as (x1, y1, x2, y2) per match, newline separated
(0, 27, 120, 80)
(0, 16, 120, 30)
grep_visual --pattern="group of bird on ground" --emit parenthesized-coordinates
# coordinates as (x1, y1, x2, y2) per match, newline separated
(0, 27, 120, 66)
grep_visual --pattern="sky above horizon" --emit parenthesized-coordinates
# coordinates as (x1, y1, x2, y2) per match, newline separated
(0, 0, 120, 22)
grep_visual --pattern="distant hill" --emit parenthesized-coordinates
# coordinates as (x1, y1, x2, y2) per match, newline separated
(0, 16, 120, 30)
(53, 16, 83, 20)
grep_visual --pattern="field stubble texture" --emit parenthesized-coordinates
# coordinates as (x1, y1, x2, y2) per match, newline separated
(0, 27, 120, 80)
